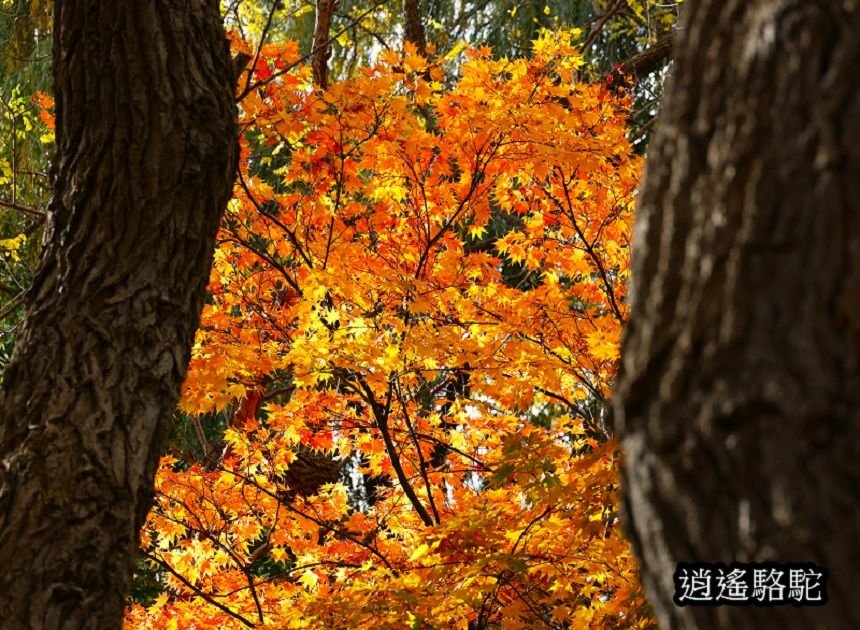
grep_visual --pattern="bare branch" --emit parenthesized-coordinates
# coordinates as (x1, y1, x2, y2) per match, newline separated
(621, 32, 674, 78)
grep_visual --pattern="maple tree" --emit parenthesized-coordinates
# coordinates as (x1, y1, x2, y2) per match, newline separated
(123, 29, 650, 629)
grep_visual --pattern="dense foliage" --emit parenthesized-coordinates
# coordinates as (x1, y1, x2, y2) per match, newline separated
(1, 2, 682, 627)
(123, 31, 649, 629)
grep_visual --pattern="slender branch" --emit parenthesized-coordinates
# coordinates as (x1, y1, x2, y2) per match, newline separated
(414, 138, 502, 279)
(190, 415, 213, 460)
(386, 424, 487, 469)
(631, 114, 659, 144)
(546, 170, 625, 322)
(236, 0, 391, 101)
(232, 466, 397, 571)
(355, 377, 434, 527)
(261, 384, 296, 402)
(621, 32, 674, 78)
(580, 0, 625, 54)
(0, 292, 25, 322)
(0, 199, 46, 219)
(533, 386, 579, 412)
(241, 0, 282, 97)
(394, 379, 440, 524)
(236, 168, 314, 269)
(509, 505, 554, 555)
(143, 551, 256, 628)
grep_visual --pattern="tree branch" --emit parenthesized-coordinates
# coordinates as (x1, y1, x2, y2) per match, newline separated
(580, 0, 625, 54)
(355, 377, 435, 527)
(621, 32, 674, 78)
(143, 551, 256, 628)
(0, 199, 46, 219)
(236, 0, 391, 101)
(0, 292, 25, 322)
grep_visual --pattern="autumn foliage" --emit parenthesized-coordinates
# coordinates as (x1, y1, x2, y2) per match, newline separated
(124, 31, 649, 629)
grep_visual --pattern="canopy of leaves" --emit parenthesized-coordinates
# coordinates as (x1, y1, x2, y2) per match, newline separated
(122, 30, 651, 629)
(0, 1, 677, 370)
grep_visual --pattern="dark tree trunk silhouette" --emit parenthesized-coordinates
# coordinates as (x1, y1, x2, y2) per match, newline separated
(0, 1, 237, 627)
(403, 0, 427, 55)
(615, 2, 860, 629)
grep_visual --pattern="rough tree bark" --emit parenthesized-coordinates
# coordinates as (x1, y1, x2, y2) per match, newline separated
(615, 1, 860, 629)
(0, 1, 237, 628)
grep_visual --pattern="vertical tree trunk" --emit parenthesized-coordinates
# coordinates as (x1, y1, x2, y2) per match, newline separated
(403, 0, 427, 55)
(0, 1, 237, 628)
(312, 0, 336, 89)
(615, 2, 860, 628)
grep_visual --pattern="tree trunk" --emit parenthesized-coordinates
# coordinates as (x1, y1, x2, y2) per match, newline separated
(615, 2, 860, 629)
(312, 0, 336, 89)
(0, 2, 237, 628)
(403, 0, 427, 56)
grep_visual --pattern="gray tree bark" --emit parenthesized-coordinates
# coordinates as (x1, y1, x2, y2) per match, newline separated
(615, 1, 860, 629)
(0, 1, 237, 628)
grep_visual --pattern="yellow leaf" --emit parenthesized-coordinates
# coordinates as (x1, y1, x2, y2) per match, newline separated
(409, 543, 430, 561)
(299, 570, 319, 591)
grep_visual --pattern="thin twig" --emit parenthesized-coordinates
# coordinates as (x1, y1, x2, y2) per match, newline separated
(143, 551, 256, 628)
(0, 292, 25, 322)
(0, 199, 46, 219)
(242, 0, 282, 98)
(236, 0, 391, 101)
(354, 376, 435, 527)
(580, 0, 626, 54)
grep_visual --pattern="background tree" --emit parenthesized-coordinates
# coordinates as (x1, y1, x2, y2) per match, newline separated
(0, 0, 52, 368)
(219, 0, 678, 139)
(615, 1, 860, 628)
(0, 1, 237, 627)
